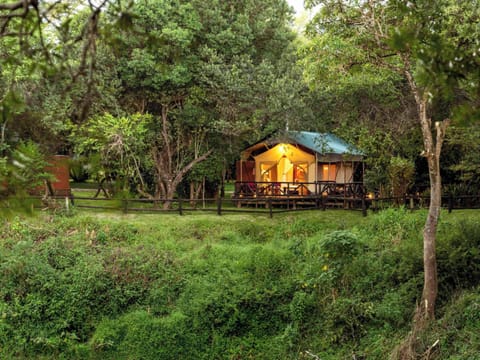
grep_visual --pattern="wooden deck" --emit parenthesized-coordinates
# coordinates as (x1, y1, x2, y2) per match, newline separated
(233, 181, 367, 209)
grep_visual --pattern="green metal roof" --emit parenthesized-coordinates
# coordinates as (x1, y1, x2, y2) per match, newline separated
(286, 131, 363, 156)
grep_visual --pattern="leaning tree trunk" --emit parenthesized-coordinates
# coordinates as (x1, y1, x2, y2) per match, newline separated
(393, 77, 451, 359)
(415, 93, 450, 322)
(153, 146, 212, 210)
(403, 55, 450, 322)
(160, 151, 212, 210)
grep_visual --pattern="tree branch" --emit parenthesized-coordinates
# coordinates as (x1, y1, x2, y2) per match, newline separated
(0, 0, 32, 12)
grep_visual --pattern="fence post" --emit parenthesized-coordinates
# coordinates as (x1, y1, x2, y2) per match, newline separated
(178, 198, 183, 216)
(322, 194, 326, 211)
(268, 198, 273, 218)
(217, 196, 222, 216)
(448, 194, 453, 213)
(362, 195, 367, 217)
(122, 198, 128, 214)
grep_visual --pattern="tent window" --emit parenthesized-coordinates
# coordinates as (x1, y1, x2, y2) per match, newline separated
(293, 163, 308, 183)
(322, 164, 336, 181)
(260, 162, 277, 182)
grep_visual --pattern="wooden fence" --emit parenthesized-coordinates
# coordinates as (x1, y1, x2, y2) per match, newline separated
(22, 192, 480, 218)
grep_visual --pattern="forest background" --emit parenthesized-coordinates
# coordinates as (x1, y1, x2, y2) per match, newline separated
(0, 0, 480, 359)
(1, 0, 478, 201)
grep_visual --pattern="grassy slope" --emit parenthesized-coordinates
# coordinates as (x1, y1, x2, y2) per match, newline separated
(0, 209, 479, 359)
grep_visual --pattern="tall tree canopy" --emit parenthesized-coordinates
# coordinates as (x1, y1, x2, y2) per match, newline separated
(1, 0, 306, 202)
(98, 0, 300, 204)
(304, 0, 480, 328)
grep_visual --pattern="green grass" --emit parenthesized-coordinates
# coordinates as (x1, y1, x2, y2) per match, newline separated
(0, 208, 479, 359)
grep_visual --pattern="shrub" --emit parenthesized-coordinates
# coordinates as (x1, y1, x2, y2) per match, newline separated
(2, 210, 479, 359)
(322, 297, 375, 345)
(437, 220, 480, 301)
(9, 141, 52, 194)
(319, 230, 363, 262)
(366, 207, 424, 245)
(315, 230, 366, 288)
(423, 289, 480, 359)
(91, 311, 206, 359)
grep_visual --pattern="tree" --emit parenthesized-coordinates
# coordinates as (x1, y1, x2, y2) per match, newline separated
(0, 0, 127, 106)
(110, 0, 213, 206)
(304, 0, 480, 327)
(2, 0, 300, 205)
(446, 125, 480, 191)
(0, 0, 132, 198)
(109, 0, 297, 205)
(72, 113, 152, 196)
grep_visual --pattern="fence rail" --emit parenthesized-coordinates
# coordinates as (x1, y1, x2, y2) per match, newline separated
(18, 192, 480, 217)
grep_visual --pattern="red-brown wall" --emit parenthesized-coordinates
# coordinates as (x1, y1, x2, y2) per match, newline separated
(45, 155, 70, 195)
(236, 160, 255, 182)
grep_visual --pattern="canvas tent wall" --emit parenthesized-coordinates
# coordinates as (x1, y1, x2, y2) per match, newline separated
(253, 143, 315, 183)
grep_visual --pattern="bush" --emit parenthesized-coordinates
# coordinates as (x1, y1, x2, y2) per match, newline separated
(314, 230, 366, 290)
(319, 230, 364, 262)
(423, 289, 480, 359)
(9, 141, 52, 194)
(437, 220, 480, 301)
(366, 207, 424, 245)
(322, 297, 375, 345)
(91, 311, 206, 359)
(0, 236, 111, 357)
(1, 210, 479, 359)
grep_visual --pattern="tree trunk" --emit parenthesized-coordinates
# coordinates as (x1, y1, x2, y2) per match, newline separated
(163, 182, 176, 210)
(190, 181, 203, 207)
(393, 73, 451, 358)
(421, 155, 440, 321)
(153, 147, 212, 210)
(414, 92, 450, 322)
(403, 61, 450, 321)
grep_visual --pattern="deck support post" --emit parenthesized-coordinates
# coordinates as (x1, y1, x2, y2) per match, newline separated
(178, 198, 183, 215)
(362, 195, 367, 217)
(217, 196, 222, 216)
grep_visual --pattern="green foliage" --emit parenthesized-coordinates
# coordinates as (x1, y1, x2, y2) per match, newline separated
(72, 113, 152, 193)
(439, 290, 480, 356)
(319, 230, 363, 264)
(446, 125, 480, 190)
(414, 289, 480, 359)
(1, 141, 52, 197)
(91, 310, 205, 360)
(437, 220, 480, 301)
(366, 207, 424, 246)
(388, 157, 415, 198)
(0, 209, 480, 358)
(303, 0, 480, 197)
(68, 156, 90, 183)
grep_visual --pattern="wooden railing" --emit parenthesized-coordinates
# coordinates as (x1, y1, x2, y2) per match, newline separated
(234, 181, 366, 199)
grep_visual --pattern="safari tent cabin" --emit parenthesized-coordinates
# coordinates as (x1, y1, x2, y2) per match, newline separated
(234, 131, 364, 198)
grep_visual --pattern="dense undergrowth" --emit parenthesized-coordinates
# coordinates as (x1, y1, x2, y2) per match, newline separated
(0, 209, 479, 359)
